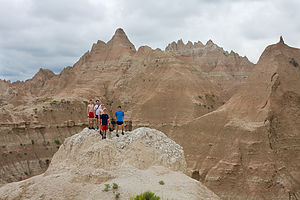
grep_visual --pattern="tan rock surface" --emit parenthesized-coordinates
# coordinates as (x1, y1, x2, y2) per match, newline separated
(171, 38, 300, 199)
(0, 127, 220, 200)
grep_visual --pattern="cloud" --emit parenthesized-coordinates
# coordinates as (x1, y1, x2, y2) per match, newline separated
(0, 0, 299, 81)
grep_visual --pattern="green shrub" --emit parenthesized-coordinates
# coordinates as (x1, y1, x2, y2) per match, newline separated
(55, 139, 60, 145)
(198, 95, 202, 99)
(24, 171, 28, 176)
(159, 180, 165, 185)
(112, 182, 119, 189)
(31, 140, 34, 145)
(130, 190, 160, 200)
(50, 100, 59, 105)
(103, 184, 110, 192)
(83, 100, 89, 105)
(210, 105, 214, 109)
(115, 192, 120, 199)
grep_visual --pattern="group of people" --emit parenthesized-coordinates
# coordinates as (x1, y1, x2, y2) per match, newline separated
(87, 99, 125, 139)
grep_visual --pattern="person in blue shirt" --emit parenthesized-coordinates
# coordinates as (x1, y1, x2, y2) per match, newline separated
(115, 106, 125, 137)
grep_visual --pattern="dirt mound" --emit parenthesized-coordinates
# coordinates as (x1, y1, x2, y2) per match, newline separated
(0, 127, 220, 200)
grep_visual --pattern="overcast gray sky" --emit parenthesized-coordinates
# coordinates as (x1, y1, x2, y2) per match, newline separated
(0, 0, 299, 81)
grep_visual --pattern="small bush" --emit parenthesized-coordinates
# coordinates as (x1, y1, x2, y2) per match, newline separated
(24, 171, 28, 176)
(103, 184, 110, 192)
(115, 192, 120, 199)
(159, 180, 165, 185)
(130, 190, 160, 200)
(210, 105, 214, 109)
(198, 95, 202, 99)
(50, 100, 59, 105)
(83, 100, 89, 105)
(112, 182, 119, 189)
(31, 140, 34, 145)
(55, 139, 60, 145)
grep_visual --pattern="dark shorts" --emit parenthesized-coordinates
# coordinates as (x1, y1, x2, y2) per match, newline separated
(117, 121, 123, 125)
(95, 115, 99, 119)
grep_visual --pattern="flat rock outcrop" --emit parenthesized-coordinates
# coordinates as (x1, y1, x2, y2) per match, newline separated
(0, 127, 220, 200)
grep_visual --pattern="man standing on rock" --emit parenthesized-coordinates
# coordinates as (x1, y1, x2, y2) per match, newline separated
(94, 100, 102, 130)
(87, 99, 95, 129)
(115, 106, 125, 137)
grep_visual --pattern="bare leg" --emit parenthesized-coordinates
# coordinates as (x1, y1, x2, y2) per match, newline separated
(121, 124, 124, 133)
(95, 117, 98, 128)
(88, 118, 91, 128)
(116, 125, 119, 133)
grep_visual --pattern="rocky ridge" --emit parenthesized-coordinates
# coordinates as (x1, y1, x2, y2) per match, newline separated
(171, 38, 300, 199)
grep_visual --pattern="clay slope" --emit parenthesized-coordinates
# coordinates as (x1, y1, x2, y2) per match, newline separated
(0, 127, 220, 200)
(0, 28, 253, 184)
(171, 38, 300, 199)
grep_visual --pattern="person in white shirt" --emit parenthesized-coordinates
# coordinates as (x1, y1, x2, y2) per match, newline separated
(94, 100, 102, 130)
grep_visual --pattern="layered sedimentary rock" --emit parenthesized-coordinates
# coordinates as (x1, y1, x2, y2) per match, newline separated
(0, 28, 253, 184)
(171, 38, 300, 199)
(0, 128, 220, 200)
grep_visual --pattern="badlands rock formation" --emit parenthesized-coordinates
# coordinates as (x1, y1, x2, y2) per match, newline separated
(0, 127, 220, 200)
(171, 38, 300, 199)
(0, 28, 254, 183)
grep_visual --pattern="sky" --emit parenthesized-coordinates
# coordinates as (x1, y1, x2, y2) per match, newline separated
(0, 0, 299, 82)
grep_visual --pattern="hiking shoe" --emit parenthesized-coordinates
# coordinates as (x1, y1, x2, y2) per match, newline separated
(96, 126, 99, 130)
(122, 132, 124, 135)
(91, 127, 95, 130)
(116, 134, 119, 137)
(88, 127, 91, 129)
(102, 134, 106, 139)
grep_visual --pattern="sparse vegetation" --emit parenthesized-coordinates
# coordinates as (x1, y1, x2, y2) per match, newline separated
(203, 104, 207, 108)
(31, 140, 34, 145)
(55, 139, 60, 145)
(198, 95, 202, 99)
(50, 100, 59, 105)
(115, 192, 120, 199)
(210, 105, 214, 109)
(83, 100, 89, 105)
(159, 180, 165, 185)
(42, 97, 53, 102)
(103, 184, 110, 192)
(112, 182, 119, 189)
(289, 58, 299, 67)
(130, 190, 160, 200)
(24, 171, 28, 176)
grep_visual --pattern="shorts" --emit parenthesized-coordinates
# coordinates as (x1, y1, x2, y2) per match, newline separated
(117, 121, 123, 125)
(101, 125, 108, 131)
(88, 112, 94, 119)
(95, 115, 99, 119)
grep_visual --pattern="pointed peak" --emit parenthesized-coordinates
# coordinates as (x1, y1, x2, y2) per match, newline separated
(206, 39, 215, 46)
(114, 28, 126, 36)
(279, 36, 284, 44)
